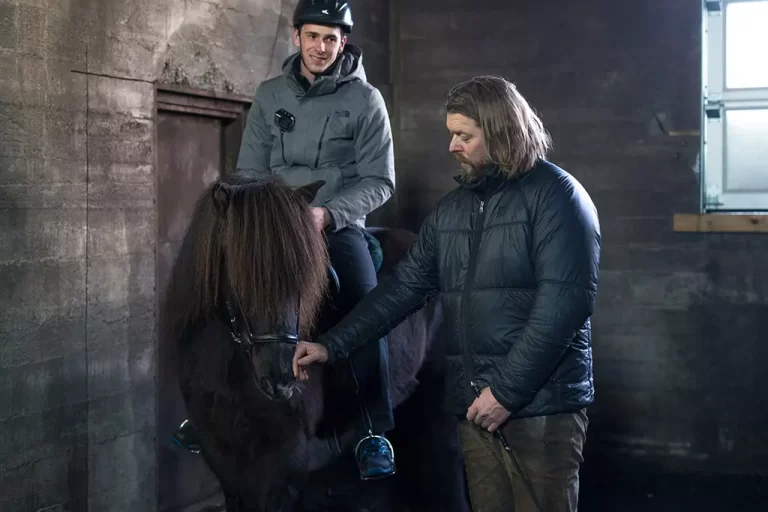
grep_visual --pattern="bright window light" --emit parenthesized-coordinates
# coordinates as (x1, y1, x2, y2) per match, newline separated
(724, 108, 768, 191)
(725, 1, 768, 89)
(700, 0, 768, 212)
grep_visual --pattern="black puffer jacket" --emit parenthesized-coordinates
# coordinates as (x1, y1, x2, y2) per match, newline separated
(319, 160, 601, 418)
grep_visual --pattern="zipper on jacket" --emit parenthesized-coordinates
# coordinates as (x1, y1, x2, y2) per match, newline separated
(459, 196, 487, 398)
(314, 116, 330, 168)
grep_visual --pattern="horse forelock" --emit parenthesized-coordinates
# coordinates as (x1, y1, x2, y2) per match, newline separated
(165, 175, 330, 463)
(164, 175, 330, 352)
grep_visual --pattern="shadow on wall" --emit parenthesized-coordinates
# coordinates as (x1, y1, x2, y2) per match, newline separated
(681, 254, 768, 473)
(585, 241, 768, 477)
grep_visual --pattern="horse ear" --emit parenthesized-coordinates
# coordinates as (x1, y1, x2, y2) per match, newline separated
(295, 180, 326, 203)
(211, 182, 231, 217)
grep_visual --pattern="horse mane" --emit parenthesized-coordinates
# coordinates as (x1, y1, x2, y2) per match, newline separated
(163, 173, 329, 461)
(163, 173, 329, 348)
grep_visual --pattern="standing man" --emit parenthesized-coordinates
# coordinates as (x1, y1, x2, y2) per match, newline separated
(293, 75, 601, 511)
(176, 0, 398, 481)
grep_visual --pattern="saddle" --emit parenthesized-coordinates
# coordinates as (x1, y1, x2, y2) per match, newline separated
(362, 229, 383, 274)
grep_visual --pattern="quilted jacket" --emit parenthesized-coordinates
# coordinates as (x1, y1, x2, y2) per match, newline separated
(318, 160, 601, 418)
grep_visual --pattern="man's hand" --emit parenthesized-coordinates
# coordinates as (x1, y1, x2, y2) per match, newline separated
(292, 341, 329, 380)
(466, 387, 511, 432)
(310, 207, 331, 232)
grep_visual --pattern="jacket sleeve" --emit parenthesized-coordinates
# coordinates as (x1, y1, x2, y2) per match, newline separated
(491, 175, 601, 414)
(235, 85, 273, 175)
(317, 208, 440, 363)
(322, 87, 395, 231)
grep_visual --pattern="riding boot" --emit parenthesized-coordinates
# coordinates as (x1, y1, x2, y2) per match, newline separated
(348, 343, 396, 480)
(354, 429, 396, 480)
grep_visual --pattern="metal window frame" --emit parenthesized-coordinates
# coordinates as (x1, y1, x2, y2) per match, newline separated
(701, 0, 768, 212)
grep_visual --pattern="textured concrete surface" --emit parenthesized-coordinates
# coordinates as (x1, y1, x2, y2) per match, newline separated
(0, 0, 300, 510)
(390, 0, 768, 478)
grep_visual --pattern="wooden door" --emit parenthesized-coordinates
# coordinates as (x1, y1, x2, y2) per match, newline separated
(155, 86, 249, 511)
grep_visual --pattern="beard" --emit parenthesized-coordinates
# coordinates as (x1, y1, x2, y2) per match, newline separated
(454, 153, 483, 181)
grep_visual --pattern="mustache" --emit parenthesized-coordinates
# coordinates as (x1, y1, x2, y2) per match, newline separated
(453, 153, 471, 164)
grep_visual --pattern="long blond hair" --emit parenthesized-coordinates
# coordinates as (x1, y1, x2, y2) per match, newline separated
(445, 75, 552, 178)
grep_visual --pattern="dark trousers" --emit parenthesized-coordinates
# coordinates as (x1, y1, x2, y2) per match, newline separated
(458, 410, 588, 512)
(318, 226, 394, 435)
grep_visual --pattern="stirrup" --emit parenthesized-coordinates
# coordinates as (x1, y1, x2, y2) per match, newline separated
(354, 432, 396, 481)
(172, 419, 201, 454)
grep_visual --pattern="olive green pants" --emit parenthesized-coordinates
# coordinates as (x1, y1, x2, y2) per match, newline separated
(458, 410, 588, 512)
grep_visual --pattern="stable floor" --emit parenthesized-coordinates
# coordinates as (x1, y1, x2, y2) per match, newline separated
(192, 461, 768, 511)
(580, 467, 768, 511)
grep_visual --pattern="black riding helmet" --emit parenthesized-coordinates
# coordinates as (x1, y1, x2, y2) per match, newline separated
(293, 0, 354, 34)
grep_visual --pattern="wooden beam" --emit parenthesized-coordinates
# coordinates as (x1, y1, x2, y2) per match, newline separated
(155, 83, 253, 105)
(673, 214, 768, 233)
(156, 100, 242, 119)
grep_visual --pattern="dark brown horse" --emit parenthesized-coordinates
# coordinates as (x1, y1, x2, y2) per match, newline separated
(164, 174, 469, 511)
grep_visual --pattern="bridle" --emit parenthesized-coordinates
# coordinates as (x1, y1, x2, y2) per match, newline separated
(225, 265, 340, 347)
(223, 284, 301, 402)
(225, 293, 300, 348)
(222, 267, 339, 401)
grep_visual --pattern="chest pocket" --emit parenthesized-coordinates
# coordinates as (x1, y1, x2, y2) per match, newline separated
(316, 110, 355, 168)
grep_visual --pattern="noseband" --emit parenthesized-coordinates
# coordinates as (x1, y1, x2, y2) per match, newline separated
(224, 295, 300, 402)
(222, 265, 339, 402)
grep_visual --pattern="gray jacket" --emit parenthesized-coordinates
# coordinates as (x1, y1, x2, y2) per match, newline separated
(235, 45, 395, 231)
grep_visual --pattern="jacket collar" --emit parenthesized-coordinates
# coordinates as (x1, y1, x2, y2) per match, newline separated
(283, 45, 366, 98)
(454, 164, 507, 196)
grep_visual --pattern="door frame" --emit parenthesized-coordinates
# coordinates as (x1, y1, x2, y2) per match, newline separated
(155, 84, 253, 178)
(153, 83, 252, 511)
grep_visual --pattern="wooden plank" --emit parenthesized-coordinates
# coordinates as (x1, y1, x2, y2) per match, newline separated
(673, 214, 768, 233)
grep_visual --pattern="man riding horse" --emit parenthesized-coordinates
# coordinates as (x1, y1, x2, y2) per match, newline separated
(175, 0, 397, 480)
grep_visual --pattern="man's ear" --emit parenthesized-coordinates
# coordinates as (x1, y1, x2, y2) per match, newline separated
(293, 27, 301, 48)
(296, 180, 326, 203)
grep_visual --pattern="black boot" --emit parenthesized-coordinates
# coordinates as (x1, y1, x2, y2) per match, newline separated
(354, 432, 395, 480)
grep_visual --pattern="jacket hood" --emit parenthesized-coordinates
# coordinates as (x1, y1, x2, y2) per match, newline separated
(282, 44, 367, 97)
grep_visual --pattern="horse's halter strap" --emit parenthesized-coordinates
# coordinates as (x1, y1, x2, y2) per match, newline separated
(225, 289, 300, 346)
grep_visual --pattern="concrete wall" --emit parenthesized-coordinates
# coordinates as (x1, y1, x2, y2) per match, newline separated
(0, 0, 299, 510)
(390, 0, 768, 475)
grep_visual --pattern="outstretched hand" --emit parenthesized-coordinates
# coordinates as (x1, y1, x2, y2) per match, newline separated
(292, 341, 329, 381)
(466, 387, 511, 432)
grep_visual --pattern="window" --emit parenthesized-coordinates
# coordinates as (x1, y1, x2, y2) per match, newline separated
(701, 0, 768, 212)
